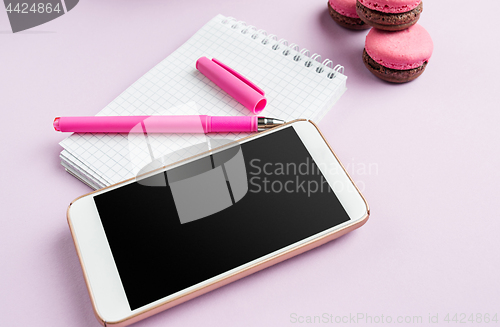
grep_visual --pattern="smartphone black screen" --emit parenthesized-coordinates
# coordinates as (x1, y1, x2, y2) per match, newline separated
(94, 126, 350, 310)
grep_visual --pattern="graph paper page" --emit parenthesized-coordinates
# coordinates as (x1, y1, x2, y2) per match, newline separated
(60, 14, 347, 186)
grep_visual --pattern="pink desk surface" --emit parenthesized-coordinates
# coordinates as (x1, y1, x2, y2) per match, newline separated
(1, 1, 499, 326)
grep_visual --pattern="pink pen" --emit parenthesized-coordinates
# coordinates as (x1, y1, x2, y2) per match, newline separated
(53, 115, 285, 133)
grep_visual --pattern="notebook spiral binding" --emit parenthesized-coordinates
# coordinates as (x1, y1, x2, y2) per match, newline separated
(221, 17, 345, 79)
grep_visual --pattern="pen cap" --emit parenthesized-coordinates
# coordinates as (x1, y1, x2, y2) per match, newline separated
(196, 57, 267, 114)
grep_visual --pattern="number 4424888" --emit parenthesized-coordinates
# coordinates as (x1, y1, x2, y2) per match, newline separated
(6, 3, 62, 14)
(444, 313, 498, 324)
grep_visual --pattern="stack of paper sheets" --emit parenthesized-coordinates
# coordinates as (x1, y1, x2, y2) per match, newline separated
(59, 14, 347, 189)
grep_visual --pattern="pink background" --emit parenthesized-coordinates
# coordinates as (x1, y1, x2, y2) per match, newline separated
(1, 1, 499, 326)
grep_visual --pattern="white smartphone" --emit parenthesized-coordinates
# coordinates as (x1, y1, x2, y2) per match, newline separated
(67, 120, 369, 327)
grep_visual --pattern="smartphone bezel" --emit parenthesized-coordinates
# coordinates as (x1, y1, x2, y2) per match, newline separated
(67, 120, 369, 325)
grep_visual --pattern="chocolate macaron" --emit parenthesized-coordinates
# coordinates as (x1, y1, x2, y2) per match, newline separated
(356, 0, 423, 31)
(363, 24, 433, 83)
(328, 0, 370, 30)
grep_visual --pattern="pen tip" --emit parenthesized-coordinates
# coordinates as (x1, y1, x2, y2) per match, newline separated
(257, 117, 286, 131)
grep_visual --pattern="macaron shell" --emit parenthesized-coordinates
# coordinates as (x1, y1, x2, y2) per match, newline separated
(365, 24, 433, 70)
(358, 0, 421, 13)
(329, 0, 359, 18)
(363, 48, 427, 83)
(328, 1, 370, 29)
(356, 1, 423, 31)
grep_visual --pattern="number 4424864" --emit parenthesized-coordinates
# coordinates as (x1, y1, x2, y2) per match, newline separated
(6, 3, 62, 14)
(444, 313, 498, 324)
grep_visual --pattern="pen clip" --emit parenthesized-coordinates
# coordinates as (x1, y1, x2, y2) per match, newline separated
(212, 58, 265, 96)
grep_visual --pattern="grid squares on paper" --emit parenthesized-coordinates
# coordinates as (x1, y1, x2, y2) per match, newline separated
(60, 14, 347, 188)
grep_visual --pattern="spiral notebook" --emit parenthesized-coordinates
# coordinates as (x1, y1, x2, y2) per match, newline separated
(59, 14, 347, 189)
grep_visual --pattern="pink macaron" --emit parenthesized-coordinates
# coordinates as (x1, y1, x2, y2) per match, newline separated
(356, 0, 423, 31)
(328, 0, 370, 30)
(363, 24, 433, 83)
